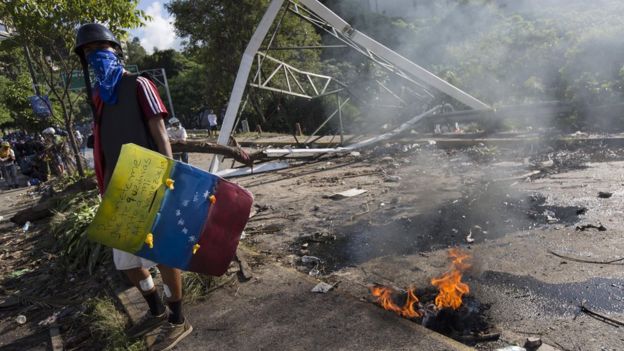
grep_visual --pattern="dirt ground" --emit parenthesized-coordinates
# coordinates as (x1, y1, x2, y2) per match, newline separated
(1, 136, 624, 350)
(186, 137, 624, 350)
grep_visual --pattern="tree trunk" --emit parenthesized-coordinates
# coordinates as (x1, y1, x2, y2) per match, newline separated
(171, 140, 259, 164)
(62, 107, 85, 177)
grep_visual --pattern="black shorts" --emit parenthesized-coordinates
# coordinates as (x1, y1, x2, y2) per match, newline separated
(210, 125, 218, 131)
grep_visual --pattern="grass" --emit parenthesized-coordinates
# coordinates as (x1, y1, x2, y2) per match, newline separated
(182, 272, 236, 304)
(85, 298, 145, 351)
(49, 188, 109, 274)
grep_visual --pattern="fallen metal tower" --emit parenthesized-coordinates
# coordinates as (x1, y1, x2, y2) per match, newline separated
(211, 0, 491, 171)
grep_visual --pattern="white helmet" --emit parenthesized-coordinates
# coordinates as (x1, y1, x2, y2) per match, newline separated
(169, 117, 180, 125)
(42, 127, 56, 135)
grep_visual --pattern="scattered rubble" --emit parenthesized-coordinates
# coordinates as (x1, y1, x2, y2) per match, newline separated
(575, 223, 607, 231)
(495, 346, 525, 351)
(598, 191, 613, 199)
(384, 175, 401, 183)
(524, 337, 542, 349)
(311, 282, 335, 293)
(301, 256, 321, 265)
(326, 188, 367, 199)
(15, 315, 27, 325)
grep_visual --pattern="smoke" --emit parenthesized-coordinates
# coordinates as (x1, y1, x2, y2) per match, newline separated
(319, 0, 624, 132)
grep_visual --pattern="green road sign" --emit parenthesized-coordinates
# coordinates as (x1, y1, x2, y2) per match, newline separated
(62, 64, 139, 90)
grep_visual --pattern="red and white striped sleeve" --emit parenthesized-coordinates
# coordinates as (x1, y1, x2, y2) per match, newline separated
(136, 76, 169, 120)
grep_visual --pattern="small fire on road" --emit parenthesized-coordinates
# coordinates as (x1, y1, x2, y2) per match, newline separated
(371, 248, 471, 315)
(369, 249, 494, 344)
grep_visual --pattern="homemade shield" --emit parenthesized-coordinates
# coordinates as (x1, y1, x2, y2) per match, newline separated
(87, 143, 253, 276)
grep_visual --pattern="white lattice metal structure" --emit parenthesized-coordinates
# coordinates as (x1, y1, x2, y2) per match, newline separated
(249, 52, 343, 99)
(210, 0, 491, 172)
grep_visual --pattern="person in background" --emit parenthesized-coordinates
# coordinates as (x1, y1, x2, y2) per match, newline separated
(166, 117, 188, 163)
(0, 141, 19, 189)
(198, 107, 210, 130)
(207, 109, 218, 137)
(41, 127, 66, 177)
(74, 129, 85, 155)
(74, 23, 191, 351)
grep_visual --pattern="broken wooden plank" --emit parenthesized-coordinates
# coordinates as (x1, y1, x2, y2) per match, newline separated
(580, 305, 624, 327)
(171, 140, 256, 165)
(235, 250, 253, 281)
(548, 250, 624, 265)
(493, 170, 541, 182)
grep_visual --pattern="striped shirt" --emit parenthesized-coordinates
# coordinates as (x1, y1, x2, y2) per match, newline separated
(91, 75, 168, 120)
(91, 74, 168, 194)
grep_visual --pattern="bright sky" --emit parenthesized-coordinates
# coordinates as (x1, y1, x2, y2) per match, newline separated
(129, 0, 183, 54)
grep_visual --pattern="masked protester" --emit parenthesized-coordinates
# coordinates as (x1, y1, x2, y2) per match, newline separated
(74, 23, 192, 350)
(0, 141, 18, 189)
(166, 117, 188, 163)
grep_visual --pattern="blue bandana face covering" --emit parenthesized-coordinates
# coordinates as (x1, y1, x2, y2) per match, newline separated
(87, 50, 124, 105)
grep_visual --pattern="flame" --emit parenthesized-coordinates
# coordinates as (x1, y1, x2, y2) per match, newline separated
(370, 285, 423, 318)
(431, 248, 472, 310)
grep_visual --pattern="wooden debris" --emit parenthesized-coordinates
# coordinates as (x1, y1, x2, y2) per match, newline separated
(171, 140, 258, 165)
(575, 223, 607, 232)
(494, 170, 541, 182)
(235, 250, 253, 281)
(547, 250, 624, 265)
(11, 201, 53, 225)
(579, 305, 624, 327)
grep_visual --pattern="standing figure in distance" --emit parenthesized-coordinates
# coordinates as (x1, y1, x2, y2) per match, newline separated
(0, 141, 19, 189)
(167, 117, 188, 163)
(207, 109, 218, 137)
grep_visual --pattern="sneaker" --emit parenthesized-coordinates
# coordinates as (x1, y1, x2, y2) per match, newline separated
(148, 319, 193, 351)
(127, 310, 168, 339)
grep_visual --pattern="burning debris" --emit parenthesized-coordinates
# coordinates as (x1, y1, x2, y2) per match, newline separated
(430, 249, 471, 310)
(369, 249, 496, 345)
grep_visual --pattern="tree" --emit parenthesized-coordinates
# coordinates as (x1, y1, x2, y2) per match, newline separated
(126, 36, 147, 65)
(0, 0, 146, 176)
(166, 0, 322, 115)
(167, 60, 209, 128)
(139, 48, 190, 79)
(0, 44, 35, 131)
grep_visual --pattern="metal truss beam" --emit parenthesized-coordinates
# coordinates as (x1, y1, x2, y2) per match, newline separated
(250, 52, 342, 99)
(210, 0, 286, 172)
(290, 0, 491, 110)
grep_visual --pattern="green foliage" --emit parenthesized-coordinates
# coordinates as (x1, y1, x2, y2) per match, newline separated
(138, 49, 190, 79)
(322, 0, 624, 131)
(85, 297, 145, 351)
(50, 188, 107, 274)
(167, 0, 322, 111)
(0, 44, 39, 130)
(167, 60, 209, 127)
(126, 37, 147, 65)
(1, 0, 147, 174)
